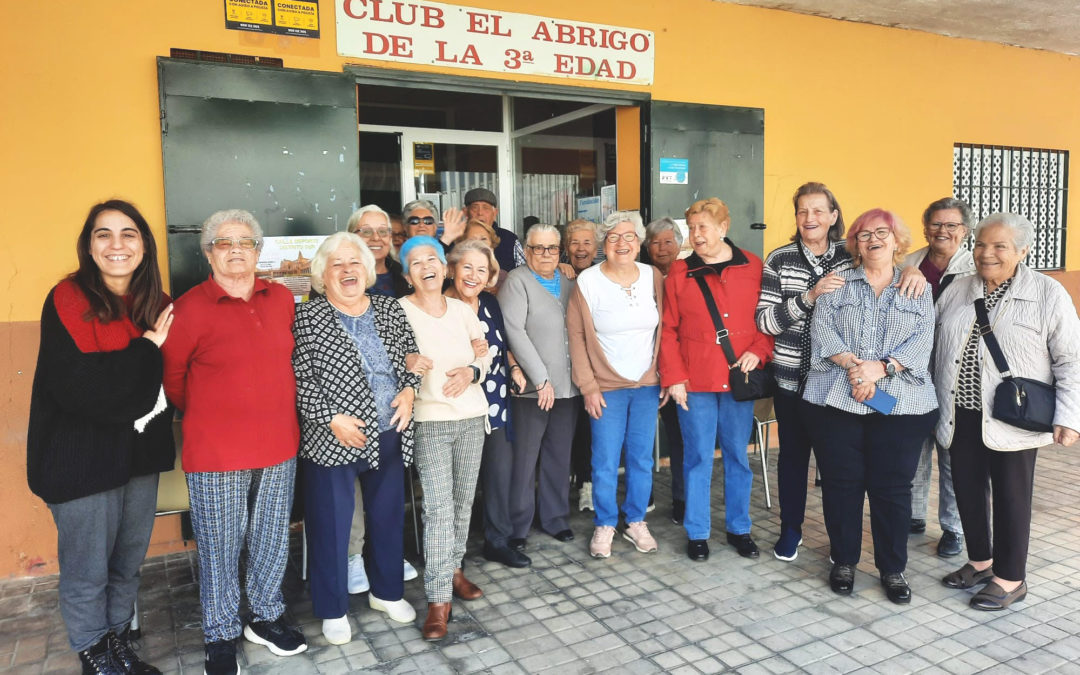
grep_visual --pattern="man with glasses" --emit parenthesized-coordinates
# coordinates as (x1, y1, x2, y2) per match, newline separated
(905, 197, 976, 558)
(464, 188, 526, 274)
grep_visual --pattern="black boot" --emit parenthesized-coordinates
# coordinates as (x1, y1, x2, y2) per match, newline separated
(109, 627, 162, 675)
(78, 634, 123, 675)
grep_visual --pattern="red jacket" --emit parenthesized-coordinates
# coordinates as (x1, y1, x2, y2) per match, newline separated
(659, 245, 774, 392)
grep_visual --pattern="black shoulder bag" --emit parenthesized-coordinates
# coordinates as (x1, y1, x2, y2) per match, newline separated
(973, 298, 1056, 433)
(693, 277, 776, 401)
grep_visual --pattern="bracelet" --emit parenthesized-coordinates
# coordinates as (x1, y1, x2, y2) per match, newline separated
(802, 291, 816, 308)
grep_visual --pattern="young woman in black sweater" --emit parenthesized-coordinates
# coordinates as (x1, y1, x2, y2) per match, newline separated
(27, 199, 175, 675)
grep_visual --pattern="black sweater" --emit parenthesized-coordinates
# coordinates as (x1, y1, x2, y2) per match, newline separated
(26, 288, 175, 504)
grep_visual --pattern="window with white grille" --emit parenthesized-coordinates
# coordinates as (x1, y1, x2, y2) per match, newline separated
(953, 143, 1068, 270)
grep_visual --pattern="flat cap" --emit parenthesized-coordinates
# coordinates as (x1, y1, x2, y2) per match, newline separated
(464, 187, 497, 207)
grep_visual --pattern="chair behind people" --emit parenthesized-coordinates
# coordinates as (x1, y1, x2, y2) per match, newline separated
(752, 398, 776, 509)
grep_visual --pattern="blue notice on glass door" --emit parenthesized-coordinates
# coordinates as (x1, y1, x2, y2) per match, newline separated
(659, 157, 689, 184)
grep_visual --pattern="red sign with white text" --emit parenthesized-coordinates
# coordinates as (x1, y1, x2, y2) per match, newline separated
(336, 0, 654, 85)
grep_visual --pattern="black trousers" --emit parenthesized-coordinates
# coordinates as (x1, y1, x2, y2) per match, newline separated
(775, 390, 815, 529)
(571, 399, 592, 488)
(802, 402, 938, 573)
(948, 407, 1038, 581)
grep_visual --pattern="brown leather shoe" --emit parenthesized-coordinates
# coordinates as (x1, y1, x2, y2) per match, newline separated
(452, 568, 483, 600)
(422, 602, 451, 640)
(970, 580, 1027, 611)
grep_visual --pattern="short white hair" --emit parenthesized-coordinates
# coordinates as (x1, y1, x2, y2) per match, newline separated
(347, 204, 390, 233)
(974, 212, 1036, 252)
(525, 223, 560, 246)
(310, 231, 377, 293)
(600, 210, 645, 240)
(646, 217, 684, 246)
(201, 209, 263, 251)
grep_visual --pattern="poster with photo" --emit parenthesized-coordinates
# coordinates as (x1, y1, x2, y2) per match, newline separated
(257, 235, 328, 302)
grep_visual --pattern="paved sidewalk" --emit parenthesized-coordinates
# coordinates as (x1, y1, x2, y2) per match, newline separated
(3, 443, 1080, 674)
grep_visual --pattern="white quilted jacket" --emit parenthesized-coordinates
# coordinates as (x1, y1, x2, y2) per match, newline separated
(933, 264, 1080, 450)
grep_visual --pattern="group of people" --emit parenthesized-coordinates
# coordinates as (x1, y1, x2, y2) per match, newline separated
(27, 182, 1079, 675)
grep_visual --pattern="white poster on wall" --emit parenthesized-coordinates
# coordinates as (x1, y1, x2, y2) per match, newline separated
(335, 0, 654, 85)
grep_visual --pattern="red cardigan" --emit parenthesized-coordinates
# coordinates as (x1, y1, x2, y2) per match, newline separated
(162, 276, 299, 472)
(659, 246, 774, 392)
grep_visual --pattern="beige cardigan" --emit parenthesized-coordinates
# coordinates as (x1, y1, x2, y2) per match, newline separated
(566, 264, 665, 396)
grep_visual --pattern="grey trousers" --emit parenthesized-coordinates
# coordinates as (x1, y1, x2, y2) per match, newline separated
(509, 397, 579, 537)
(481, 424, 514, 548)
(414, 416, 486, 603)
(348, 480, 366, 556)
(49, 474, 159, 651)
(911, 436, 963, 534)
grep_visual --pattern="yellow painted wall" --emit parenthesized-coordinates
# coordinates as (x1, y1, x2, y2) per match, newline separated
(2, 0, 1080, 577)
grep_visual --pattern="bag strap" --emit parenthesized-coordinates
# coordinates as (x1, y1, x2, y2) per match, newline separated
(693, 276, 739, 366)
(973, 298, 1013, 378)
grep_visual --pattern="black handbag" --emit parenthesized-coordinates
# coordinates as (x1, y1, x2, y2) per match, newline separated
(693, 277, 776, 402)
(974, 298, 1056, 433)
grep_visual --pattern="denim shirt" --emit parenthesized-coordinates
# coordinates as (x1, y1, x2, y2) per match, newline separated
(802, 266, 938, 415)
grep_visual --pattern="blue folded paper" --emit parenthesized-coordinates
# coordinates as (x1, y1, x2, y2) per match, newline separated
(863, 388, 897, 414)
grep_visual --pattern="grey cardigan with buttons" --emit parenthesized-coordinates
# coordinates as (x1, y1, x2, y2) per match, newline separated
(498, 267, 580, 399)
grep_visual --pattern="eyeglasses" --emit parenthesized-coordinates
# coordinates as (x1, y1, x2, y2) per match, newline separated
(211, 237, 259, 250)
(928, 221, 965, 232)
(605, 232, 639, 244)
(528, 245, 561, 255)
(406, 216, 436, 226)
(355, 227, 391, 239)
(854, 228, 892, 242)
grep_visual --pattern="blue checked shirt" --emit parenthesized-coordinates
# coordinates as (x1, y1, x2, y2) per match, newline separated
(802, 266, 938, 415)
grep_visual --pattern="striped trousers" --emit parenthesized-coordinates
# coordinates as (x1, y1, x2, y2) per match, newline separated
(186, 457, 296, 642)
(414, 417, 485, 603)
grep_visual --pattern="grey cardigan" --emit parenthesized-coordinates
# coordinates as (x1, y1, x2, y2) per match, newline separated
(498, 267, 580, 399)
(933, 263, 1080, 450)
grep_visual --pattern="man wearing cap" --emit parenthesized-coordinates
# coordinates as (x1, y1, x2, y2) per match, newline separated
(464, 188, 526, 274)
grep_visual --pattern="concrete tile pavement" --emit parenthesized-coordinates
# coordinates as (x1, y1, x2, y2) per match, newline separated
(3, 443, 1080, 674)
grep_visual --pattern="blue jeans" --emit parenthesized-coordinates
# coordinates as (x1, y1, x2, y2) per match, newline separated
(677, 392, 755, 540)
(590, 386, 660, 527)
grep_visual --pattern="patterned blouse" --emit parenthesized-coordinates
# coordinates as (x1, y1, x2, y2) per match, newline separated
(477, 292, 511, 431)
(335, 307, 399, 433)
(956, 278, 1014, 411)
(803, 266, 938, 415)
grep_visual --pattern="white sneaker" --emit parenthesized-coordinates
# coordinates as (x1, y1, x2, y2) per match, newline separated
(403, 559, 419, 581)
(579, 482, 594, 512)
(321, 616, 351, 645)
(347, 554, 370, 594)
(369, 595, 417, 623)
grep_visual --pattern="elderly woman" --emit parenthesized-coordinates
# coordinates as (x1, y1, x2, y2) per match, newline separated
(27, 200, 174, 675)
(801, 208, 938, 604)
(646, 216, 687, 523)
(907, 197, 976, 556)
(934, 213, 1080, 610)
(348, 205, 409, 297)
(564, 218, 600, 511)
(402, 199, 466, 249)
(343, 205, 417, 595)
(755, 183, 852, 561)
(461, 218, 509, 292)
(568, 211, 664, 558)
(162, 210, 307, 674)
(659, 198, 774, 562)
(500, 224, 580, 547)
(444, 240, 530, 568)
(292, 233, 420, 645)
(398, 236, 493, 640)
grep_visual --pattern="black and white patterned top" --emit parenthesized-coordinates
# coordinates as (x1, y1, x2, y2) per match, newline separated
(956, 278, 1014, 411)
(293, 293, 421, 468)
(756, 239, 853, 393)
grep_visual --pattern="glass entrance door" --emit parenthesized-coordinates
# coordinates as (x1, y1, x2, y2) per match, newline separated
(399, 129, 510, 225)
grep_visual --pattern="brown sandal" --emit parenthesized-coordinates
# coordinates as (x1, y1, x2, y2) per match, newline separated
(970, 581, 1027, 610)
(942, 563, 994, 589)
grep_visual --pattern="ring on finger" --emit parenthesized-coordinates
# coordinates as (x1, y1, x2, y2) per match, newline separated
(856, 377, 863, 384)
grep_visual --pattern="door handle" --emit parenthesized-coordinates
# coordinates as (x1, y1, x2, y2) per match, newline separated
(167, 225, 203, 234)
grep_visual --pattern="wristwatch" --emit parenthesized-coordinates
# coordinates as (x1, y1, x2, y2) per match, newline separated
(469, 365, 481, 383)
(880, 358, 897, 377)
